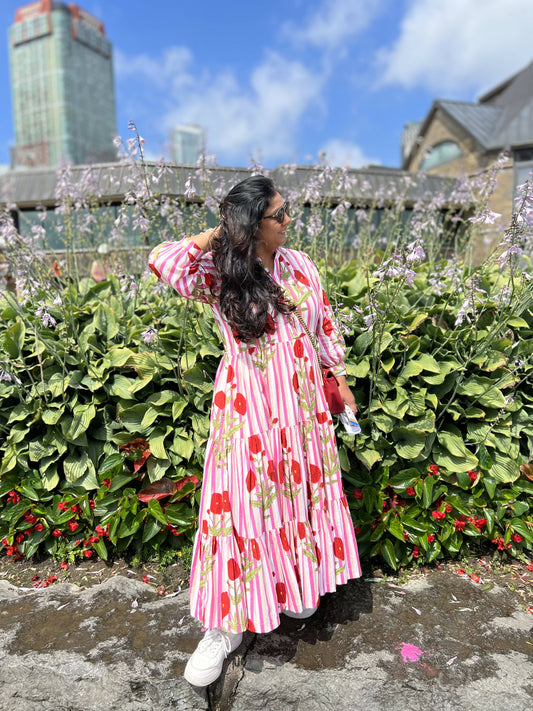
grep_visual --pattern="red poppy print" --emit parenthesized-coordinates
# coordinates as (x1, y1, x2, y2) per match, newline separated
(214, 391, 226, 409)
(280, 430, 288, 449)
(251, 539, 261, 560)
(294, 269, 310, 287)
(316, 411, 328, 424)
(202, 520, 209, 535)
(228, 558, 241, 581)
(212, 538, 218, 555)
(204, 273, 214, 288)
(248, 619, 256, 633)
(189, 264, 199, 275)
(333, 537, 345, 560)
(210, 493, 223, 515)
(246, 469, 257, 492)
(291, 460, 302, 484)
(280, 529, 290, 551)
(267, 460, 277, 482)
(222, 491, 231, 513)
(309, 464, 322, 483)
(322, 290, 330, 306)
(294, 339, 304, 358)
(148, 263, 161, 279)
(234, 393, 247, 415)
(297, 522, 306, 539)
(292, 372, 299, 394)
(221, 591, 230, 617)
(322, 318, 333, 336)
(275, 582, 287, 604)
(226, 365, 235, 382)
(249, 435, 262, 454)
(233, 527, 245, 553)
(316, 545, 322, 567)
(265, 313, 276, 335)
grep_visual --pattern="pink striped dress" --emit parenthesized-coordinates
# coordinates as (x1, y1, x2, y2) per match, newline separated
(148, 237, 361, 634)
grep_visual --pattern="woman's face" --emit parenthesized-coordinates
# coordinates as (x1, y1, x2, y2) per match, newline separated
(256, 192, 291, 254)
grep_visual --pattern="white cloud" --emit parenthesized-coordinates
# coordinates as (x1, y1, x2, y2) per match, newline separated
(116, 48, 326, 164)
(377, 0, 533, 94)
(284, 0, 385, 50)
(318, 138, 379, 168)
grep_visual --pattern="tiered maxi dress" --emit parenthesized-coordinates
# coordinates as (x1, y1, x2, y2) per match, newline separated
(148, 237, 361, 634)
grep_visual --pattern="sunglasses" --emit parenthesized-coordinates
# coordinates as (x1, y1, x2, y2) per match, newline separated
(263, 202, 290, 224)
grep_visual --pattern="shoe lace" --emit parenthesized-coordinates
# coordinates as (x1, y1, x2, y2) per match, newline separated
(197, 629, 232, 659)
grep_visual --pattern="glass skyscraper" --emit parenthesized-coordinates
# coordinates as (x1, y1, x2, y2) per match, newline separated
(9, 0, 116, 168)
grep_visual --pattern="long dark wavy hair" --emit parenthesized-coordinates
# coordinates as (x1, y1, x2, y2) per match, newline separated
(211, 175, 294, 342)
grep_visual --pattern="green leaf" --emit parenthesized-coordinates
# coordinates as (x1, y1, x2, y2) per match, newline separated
(386, 516, 405, 542)
(477, 443, 493, 470)
(380, 538, 398, 570)
(147, 499, 168, 525)
(488, 451, 520, 483)
(509, 518, 533, 543)
(354, 447, 382, 470)
(393, 428, 427, 459)
(422, 476, 435, 508)
(63, 451, 96, 485)
(434, 447, 478, 473)
(142, 516, 163, 543)
(437, 430, 469, 457)
(92, 537, 109, 560)
(99, 453, 125, 477)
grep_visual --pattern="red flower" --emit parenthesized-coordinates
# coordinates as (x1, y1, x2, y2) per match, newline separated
(403, 532, 409, 540)
(83, 550, 93, 558)
(34, 523, 44, 532)
(214, 391, 226, 409)
(226, 364, 235, 381)
(412, 546, 420, 559)
(221, 591, 230, 617)
(280, 529, 290, 552)
(333, 537, 345, 560)
(222, 490, 231, 512)
(454, 520, 466, 532)
(7, 491, 20, 504)
(267, 460, 277, 482)
(251, 539, 261, 560)
(60, 562, 68, 570)
(427, 534, 435, 543)
(249, 435, 262, 454)
(474, 518, 487, 530)
(52, 529, 63, 537)
(234, 393, 247, 415)
(88, 500, 95, 509)
(322, 318, 333, 337)
(294, 270, 310, 286)
(275, 582, 287, 604)
(57, 502, 69, 511)
(24, 513, 37, 524)
(292, 372, 299, 394)
(353, 490, 364, 499)
(445, 505, 452, 513)
(470, 573, 480, 583)
(512, 533, 523, 543)
(291, 460, 301, 484)
(15, 533, 24, 543)
(210, 492, 223, 514)
(297, 522, 307, 539)
(428, 464, 439, 475)
(294, 339, 304, 358)
(102, 478, 111, 488)
(431, 511, 446, 520)
(246, 470, 257, 492)
(406, 487, 416, 496)
(68, 520, 79, 533)
(228, 558, 241, 581)
(309, 464, 322, 483)
(316, 411, 328, 424)
(468, 470, 478, 482)
(526, 562, 533, 572)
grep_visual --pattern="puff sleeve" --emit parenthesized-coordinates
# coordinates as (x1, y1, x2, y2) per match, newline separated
(148, 237, 218, 303)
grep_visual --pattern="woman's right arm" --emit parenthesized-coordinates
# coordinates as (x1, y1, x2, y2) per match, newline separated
(148, 228, 219, 302)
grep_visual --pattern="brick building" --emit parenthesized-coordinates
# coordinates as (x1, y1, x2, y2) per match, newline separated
(402, 59, 533, 255)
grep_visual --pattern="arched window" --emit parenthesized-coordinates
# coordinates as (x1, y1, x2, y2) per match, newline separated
(420, 141, 462, 171)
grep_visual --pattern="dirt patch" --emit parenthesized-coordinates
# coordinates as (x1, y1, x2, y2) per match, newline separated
(0, 550, 531, 609)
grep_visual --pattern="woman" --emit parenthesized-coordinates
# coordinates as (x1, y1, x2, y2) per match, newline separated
(148, 175, 361, 687)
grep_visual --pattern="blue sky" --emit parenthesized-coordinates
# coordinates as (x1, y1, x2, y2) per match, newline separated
(1, 0, 533, 169)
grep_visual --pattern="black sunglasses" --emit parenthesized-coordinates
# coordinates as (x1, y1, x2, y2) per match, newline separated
(263, 202, 290, 224)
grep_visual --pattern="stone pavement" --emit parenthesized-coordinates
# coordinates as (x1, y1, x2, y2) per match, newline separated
(0, 569, 531, 711)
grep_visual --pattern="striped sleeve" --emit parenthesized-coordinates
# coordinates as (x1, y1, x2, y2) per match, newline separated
(148, 237, 217, 303)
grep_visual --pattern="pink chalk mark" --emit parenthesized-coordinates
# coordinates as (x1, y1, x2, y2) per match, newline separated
(397, 642, 425, 663)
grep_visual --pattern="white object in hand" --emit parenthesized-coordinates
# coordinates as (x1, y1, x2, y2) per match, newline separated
(339, 404, 361, 435)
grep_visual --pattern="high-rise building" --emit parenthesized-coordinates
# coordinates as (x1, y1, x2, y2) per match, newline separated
(8, 0, 116, 168)
(171, 124, 205, 165)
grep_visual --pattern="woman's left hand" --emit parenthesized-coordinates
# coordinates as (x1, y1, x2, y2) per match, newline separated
(336, 375, 357, 415)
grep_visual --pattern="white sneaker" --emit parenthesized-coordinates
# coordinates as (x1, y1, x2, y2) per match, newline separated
(184, 628, 243, 687)
(282, 607, 317, 619)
